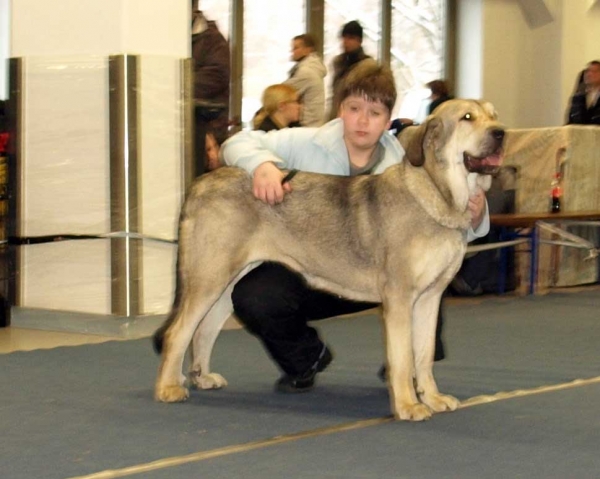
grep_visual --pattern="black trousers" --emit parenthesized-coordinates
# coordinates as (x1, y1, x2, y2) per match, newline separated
(231, 262, 446, 376)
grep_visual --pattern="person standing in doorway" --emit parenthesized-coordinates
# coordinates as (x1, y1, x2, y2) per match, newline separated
(567, 60, 600, 125)
(328, 20, 376, 120)
(191, 0, 231, 175)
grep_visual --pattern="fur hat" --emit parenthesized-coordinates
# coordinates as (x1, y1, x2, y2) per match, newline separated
(341, 20, 363, 39)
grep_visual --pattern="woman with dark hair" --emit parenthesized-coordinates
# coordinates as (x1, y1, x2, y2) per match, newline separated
(567, 60, 600, 125)
(426, 79, 453, 114)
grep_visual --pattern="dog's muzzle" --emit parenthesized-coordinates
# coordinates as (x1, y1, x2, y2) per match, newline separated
(463, 128, 505, 174)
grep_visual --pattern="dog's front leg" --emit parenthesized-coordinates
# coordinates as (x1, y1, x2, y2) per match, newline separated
(383, 293, 432, 421)
(412, 289, 459, 413)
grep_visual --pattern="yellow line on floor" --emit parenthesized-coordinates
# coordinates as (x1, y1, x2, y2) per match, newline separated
(459, 375, 600, 408)
(68, 376, 600, 479)
(67, 416, 394, 479)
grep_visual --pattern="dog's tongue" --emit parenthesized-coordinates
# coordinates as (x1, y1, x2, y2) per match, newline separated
(481, 152, 503, 167)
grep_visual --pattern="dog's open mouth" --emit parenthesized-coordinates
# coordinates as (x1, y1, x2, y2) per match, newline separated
(463, 149, 503, 174)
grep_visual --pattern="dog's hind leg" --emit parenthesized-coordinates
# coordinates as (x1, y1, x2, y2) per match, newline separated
(383, 289, 433, 421)
(188, 285, 234, 390)
(412, 287, 459, 413)
(154, 290, 217, 402)
(188, 264, 259, 390)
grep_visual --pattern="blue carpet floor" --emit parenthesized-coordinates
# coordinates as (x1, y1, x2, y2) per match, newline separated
(1, 289, 599, 479)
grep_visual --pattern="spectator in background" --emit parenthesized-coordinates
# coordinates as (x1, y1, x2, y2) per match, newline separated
(328, 20, 376, 120)
(191, 0, 231, 175)
(284, 34, 327, 127)
(426, 79, 453, 114)
(567, 60, 600, 125)
(204, 127, 224, 172)
(252, 84, 302, 132)
(389, 79, 452, 135)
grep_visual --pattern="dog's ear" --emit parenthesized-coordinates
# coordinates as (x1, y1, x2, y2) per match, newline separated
(399, 124, 426, 167)
(400, 118, 443, 167)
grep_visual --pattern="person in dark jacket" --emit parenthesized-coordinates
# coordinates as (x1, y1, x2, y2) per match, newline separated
(388, 80, 452, 136)
(191, 0, 231, 175)
(328, 20, 376, 120)
(567, 60, 600, 125)
(426, 79, 453, 114)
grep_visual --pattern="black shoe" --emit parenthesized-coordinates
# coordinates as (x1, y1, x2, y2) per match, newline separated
(275, 346, 333, 393)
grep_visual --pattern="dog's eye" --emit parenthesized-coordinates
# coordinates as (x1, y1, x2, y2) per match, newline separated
(461, 113, 473, 121)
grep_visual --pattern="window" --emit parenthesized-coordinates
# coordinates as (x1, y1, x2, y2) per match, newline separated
(391, 1, 446, 120)
(198, 0, 448, 127)
(243, 0, 305, 127)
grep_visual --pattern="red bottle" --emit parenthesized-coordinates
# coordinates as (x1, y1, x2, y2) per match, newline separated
(550, 172, 562, 213)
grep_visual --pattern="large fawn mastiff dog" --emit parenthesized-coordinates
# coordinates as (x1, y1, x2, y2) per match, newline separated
(154, 99, 505, 421)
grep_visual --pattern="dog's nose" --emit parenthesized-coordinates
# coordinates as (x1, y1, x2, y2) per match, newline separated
(492, 129, 505, 141)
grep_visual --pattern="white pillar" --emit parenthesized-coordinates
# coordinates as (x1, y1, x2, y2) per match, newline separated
(9, 0, 189, 319)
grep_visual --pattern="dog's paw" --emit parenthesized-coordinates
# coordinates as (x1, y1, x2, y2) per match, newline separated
(155, 385, 190, 403)
(193, 373, 228, 390)
(394, 402, 432, 421)
(420, 392, 460, 413)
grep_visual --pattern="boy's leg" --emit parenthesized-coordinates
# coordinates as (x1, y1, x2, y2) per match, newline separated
(434, 297, 446, 361)
(231, 262, 325, 377)
(231, 262, 376, 391)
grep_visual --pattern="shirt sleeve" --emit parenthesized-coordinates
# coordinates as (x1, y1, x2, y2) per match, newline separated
(466, 200, 490, 242)
(220, 128, 314, 175)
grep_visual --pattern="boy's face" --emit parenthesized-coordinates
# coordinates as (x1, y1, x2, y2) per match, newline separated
(339, 95, 391, 151)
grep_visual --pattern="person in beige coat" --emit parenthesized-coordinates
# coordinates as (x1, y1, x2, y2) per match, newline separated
(285, 34, 327, 127)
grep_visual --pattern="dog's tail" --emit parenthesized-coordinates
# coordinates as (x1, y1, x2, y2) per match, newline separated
(152, 211, 187, 355)
(152, 252, 183, 355)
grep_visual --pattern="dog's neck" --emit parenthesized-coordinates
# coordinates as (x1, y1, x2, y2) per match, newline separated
(402, 163, 471, 230)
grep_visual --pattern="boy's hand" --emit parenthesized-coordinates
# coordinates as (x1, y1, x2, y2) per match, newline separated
(468, 187, 486, 230)
(253, 162, 292, 205)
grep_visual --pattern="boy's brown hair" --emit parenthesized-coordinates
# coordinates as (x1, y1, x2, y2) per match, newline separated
(339, 62, 397, 114)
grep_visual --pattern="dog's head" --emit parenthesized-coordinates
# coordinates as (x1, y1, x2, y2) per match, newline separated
(399, 99, 505, 199)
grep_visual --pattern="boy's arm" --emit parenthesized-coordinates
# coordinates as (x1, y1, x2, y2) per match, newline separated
(221, 128, 313, 173)
(467, 189, 490, 242)
(221, 128, 308, 205)
(222, 129, 284, 173)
